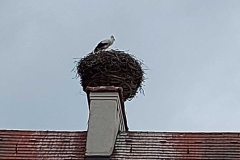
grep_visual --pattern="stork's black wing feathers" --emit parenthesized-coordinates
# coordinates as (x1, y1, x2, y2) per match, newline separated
(94, 42, 108, 52)
(95, 42, 108, 49)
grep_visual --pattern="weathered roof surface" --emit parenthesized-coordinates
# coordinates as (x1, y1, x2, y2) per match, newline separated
(0, 130, 86, 160)
(2, 130, 240, 159)
(111, 131, 240, 160)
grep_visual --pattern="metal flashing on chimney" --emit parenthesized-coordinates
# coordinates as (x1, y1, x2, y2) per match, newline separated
(85, 86, 128, 159)
(85, 156, 110, 160)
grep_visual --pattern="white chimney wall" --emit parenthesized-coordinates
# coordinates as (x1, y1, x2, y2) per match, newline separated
(85, 87, 127, 156)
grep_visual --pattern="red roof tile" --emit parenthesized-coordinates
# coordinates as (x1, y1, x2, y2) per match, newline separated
(0, 130, 86, 160)
(111, 132, 240, 159)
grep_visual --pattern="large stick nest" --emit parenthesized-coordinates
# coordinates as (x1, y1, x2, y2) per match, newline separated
(76, 49, 146, 101)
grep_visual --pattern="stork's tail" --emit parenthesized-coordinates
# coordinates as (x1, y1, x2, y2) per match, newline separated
(93, 47, 99, 54)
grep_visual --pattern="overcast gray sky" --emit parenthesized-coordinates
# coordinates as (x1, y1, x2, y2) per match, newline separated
(1, 0, 240, 131)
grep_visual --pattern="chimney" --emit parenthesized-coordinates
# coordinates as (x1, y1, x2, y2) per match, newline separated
(85, 86, 128, 159)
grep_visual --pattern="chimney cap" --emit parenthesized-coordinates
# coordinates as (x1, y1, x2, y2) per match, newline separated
(86, 86, 123, 93)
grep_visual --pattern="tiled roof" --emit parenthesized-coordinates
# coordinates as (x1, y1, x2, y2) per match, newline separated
(0, 130, 86, 160)
(111, 131, 240, 160)
(2, 130, 240, 159)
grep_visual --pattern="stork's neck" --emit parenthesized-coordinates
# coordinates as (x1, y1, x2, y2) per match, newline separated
(110, 38, 115, 44)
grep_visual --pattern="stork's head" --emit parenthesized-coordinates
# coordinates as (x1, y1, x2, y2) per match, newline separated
(110, 35, 115, 41)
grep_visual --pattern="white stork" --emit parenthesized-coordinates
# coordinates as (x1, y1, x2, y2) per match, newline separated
(94, 35, 115, 53)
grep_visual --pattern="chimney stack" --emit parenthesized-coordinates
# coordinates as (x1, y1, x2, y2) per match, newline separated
(85, 86, 128, 159)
